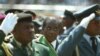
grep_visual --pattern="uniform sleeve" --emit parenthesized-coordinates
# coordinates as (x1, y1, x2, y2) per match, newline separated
(57, 26, 85, 56)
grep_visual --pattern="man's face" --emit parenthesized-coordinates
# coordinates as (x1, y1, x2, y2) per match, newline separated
(86, 20, 100, 36)
(93, 20, 100, 34)
(42, 22, 62, 43)
(13, 22, 35, 45)
(63, 18, 75, 28)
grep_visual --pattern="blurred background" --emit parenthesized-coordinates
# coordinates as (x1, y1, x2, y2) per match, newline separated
(0, 0, 100, 16)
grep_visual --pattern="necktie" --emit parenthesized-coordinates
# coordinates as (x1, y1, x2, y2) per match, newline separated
(90, 37, 97, 53)
(21, 46, 28, 56)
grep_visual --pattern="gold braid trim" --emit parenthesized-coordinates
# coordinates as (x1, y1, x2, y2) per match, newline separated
(1, 42, 12, 56)
(96, 10, 100, 15)
(75, 46, 80, 56)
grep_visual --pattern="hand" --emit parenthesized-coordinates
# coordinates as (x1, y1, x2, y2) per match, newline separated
(0, 13, 18, 35)
(79, 13, 95, 28)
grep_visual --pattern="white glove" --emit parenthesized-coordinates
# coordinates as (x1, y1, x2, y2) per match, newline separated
(79, 13, 95, 29)
(0, 13, 18, 35)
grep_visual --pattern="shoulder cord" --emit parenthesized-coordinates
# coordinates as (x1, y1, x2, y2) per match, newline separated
(75, 46, 80, 56)
(1, 42, 12, 56)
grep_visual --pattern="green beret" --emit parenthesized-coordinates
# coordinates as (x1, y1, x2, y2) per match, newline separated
(16, 13, 33, 22)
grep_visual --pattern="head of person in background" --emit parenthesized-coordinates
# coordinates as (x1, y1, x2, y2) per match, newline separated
(24, 10, 36, 20)
(5, 9, 23, 15)
(0, 13, 5, 24)
(63, 10, 76, 29)
(32, 16, 45, 34)
(41, 17, 63, 43)
(32, 20, 42, 34)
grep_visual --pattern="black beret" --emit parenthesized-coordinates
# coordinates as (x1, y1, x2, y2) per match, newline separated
(5, 9, 23, 15)
(73, 4, 99, 21)
(64, 10, 76, 20)
(24, 10, 36, 17)
(16, 13, 33, 22)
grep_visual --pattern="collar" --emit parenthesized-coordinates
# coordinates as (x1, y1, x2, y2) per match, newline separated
(14, 38, 32, 48)
(14, 39, 21, 47)
(83, 34, 97, 46)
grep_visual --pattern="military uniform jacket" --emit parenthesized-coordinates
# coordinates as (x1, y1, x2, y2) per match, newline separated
(7, 39, 50, 56)
(0, 32, 50, 56)
(57, 26, 100, 56)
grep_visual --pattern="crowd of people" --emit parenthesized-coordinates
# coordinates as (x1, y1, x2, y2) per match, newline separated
(0, 4, 99, 56)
